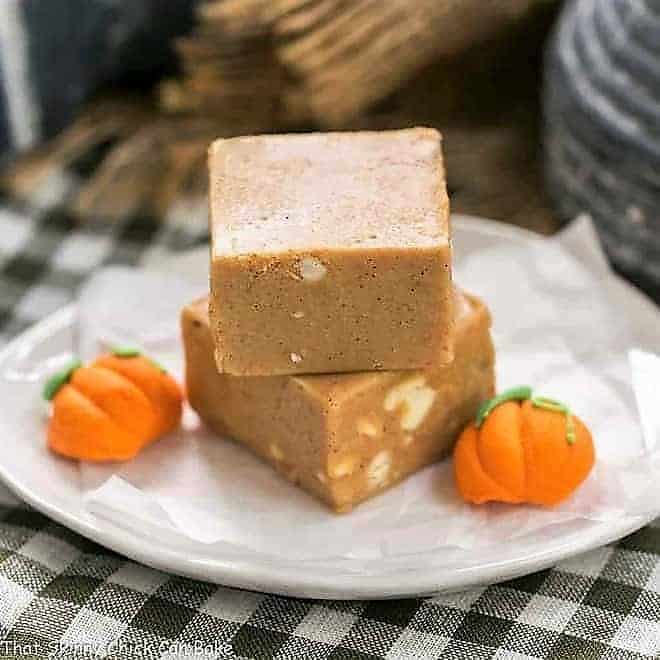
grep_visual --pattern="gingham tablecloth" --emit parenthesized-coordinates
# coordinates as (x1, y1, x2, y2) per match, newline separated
(0, 175, 658, 660)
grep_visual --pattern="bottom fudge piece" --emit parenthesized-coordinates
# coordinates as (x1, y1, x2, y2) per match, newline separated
(182, 291, 495, 512)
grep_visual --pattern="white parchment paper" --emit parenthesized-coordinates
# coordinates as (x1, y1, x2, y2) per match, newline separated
(75, 216, 660, 559)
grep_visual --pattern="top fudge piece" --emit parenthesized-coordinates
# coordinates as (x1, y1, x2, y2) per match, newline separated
(209, 128, 453, 375)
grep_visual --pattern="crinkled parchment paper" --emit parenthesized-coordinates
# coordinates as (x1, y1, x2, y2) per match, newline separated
(71, 217, 660, 560)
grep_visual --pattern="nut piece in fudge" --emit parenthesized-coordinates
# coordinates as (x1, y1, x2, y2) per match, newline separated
(208, 128, 453, 375)
(182, 290, 494, 512)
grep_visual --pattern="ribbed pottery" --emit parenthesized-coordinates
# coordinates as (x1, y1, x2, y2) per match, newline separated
(544, 0, 660, 296)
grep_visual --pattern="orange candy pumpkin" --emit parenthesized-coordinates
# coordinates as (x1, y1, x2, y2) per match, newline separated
(44, 348, 183, 462)
(454, 386, 595, 506)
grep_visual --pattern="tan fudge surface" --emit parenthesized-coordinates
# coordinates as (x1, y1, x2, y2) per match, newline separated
(182, 291, 494, 512)
(209, 128, 453, 375)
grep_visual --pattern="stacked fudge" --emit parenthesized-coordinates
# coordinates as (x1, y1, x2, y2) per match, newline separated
(182, 129, 495, 512)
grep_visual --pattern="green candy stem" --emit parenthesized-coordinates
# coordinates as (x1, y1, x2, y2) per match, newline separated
(531, 396, 576, 445)
(475, 385, 532, 427)
(475, 386, 576, 445)
(112, 347, 141, 358)
(42, 359, 82, 401)
(112, 346, 167, 373)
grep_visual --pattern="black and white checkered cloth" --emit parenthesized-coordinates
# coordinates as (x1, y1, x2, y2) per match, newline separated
(0, 173, 658, 659)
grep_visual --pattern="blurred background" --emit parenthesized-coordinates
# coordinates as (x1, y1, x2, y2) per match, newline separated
(0, 0, 659, 303)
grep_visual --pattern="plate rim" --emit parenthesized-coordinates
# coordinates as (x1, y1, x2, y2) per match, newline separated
(0, 215, 658, 600)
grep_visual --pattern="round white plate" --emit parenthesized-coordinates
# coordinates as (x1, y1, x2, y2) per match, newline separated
(0, 216, 658, 600)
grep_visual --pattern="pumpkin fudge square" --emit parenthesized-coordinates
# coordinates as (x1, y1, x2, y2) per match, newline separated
(208, 128, 453, 375)
(182, 290, 494, 512)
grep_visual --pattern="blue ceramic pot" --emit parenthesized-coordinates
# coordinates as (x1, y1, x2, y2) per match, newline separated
(544, 0, 660, 296)
(0, 0, 196, 164)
